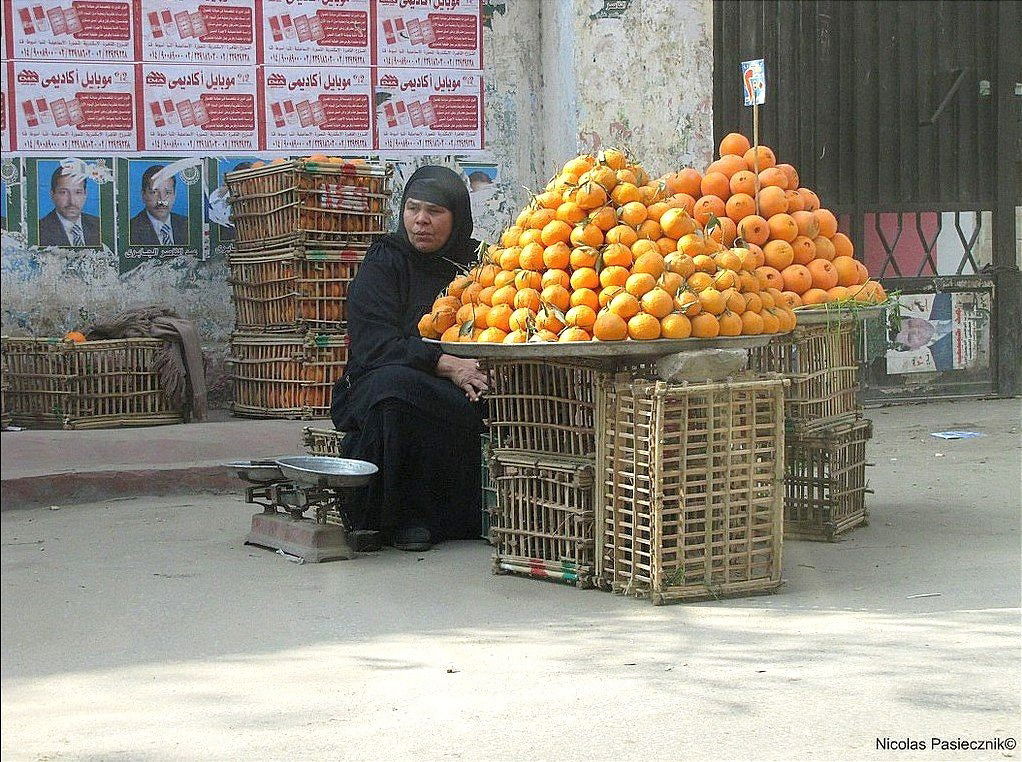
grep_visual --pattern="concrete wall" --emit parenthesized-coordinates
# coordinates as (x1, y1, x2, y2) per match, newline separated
(1, 0, 714, 390)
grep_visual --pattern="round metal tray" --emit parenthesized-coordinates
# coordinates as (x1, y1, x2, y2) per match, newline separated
(225, 460, 286, 484)
(425, 335, 774, 360)
(274, 456, 378, 488)
(792, 305, 886, 324)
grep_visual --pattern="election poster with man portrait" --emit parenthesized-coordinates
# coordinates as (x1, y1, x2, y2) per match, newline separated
(115, 157, 204, 272)
(24, 157, 115, 251)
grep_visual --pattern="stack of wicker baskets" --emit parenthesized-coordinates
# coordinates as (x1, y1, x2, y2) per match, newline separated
(224, 159, 392, 419)
(748, 314, 873, 541)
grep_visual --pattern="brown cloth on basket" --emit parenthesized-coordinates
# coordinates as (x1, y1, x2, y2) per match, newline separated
(86, 307, 207, 421)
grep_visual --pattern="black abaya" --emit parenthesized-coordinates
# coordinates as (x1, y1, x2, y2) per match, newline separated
(330, 166, 484, 541)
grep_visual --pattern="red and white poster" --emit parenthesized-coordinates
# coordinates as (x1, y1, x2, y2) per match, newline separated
(374, 68, 482, 152)
(5, 0, 137, 61)
(9, 61, 137, 153)
(260, 0, 370, 67)
(374, 0, 481, 69)
(139, 0, 256, 66)
(141, 65, 257, 153)
(261, 66, 372, 152)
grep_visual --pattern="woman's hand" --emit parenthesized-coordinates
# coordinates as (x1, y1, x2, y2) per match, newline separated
(435, 354, 489, 402)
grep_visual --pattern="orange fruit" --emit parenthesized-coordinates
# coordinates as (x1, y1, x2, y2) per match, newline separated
(539, 242, 569, 270)
(670, 193, 697, 217)
(655, 237, 678, 255)
(574, 181, 609, 210)
(793, 205, 822, 237)
(780, 264, 813, 294)
(632, 251, 666, 278)
(691, 254, 717, 274)
(608, 291, 641, 319)
(855, 260, 870, 285)
(589, 206, 618, 231)
(674, 290, 702, 316)
(832, 232, 854, 259)
(737, 215, 769, 246)
(514, 270, 542, 290)
(725, 193, 756, 222)
(640, 287, 675, 319)
(617, 201, 648, 228)
(569, 246, 598, 270)
(570, 222, 604, 248)
(625, 272, 658, 298)
(813, 236, 836, 261)
(555, 201, 585, 225)
(719, 132, 751, 158)
(627, 312, 661, 340)
(758, 166, 788, 189)
(759, 309, 780, 334)
(659, 271, 683, 296)
(529, 207, 556, 230)
(636, 219, 662, 241)
(826, 286, 850, 302)
(540, 284, 571, 312)
(535, 307, 565, 334)
(756, 186, 788, 218)
(601, 242, 633, 268)
(690, 312, 720, 338)
(478, 327, 508, 343)
(664, 251, 696, 278)
(801, 288, 829, 306)
(708, 217, 738, 247)
(606, 224, 639, 247)
(599, 285, 624, 308)
(569, 267, 600, 291)
(784, 190, 804, 213)
(743, 291, 763, 312)
(508, 307, 535, 333)
(778, 291, 802, 309)
(519, 242, 544, 270)
(755, 266, 785, 291)
(737, 245, 765, 270)
(743, 145, 776, 171)
(599, 265, 631, 289)
(790, 235, 817, 265)
(504, 330, 528, 344)
(558, 326, 591, 342)
(457, 303, 490, 327)
(541, 268, 570, 290)
(814, 208, 838, 238)
(541, 219, 572, 246)
(777, 163, 800, 190)
(659, 208, 696, 239)
(687, 271, 714, 292)
(718, 310, 743, 336)
(700, 171, 731, 200)
(500, 226, 523, 247)
(831, 256, 860, 287)
(763, 240, 795, 270)
(709, 154, 748, 179)
(797, 188, 821, 212)
(729, 170, 757, 197)
(493, 269, 517, 289)
(593, 311, 628, 341)
(740, 310, 764, 335)
(693, 195, 726, 226)
(564, 304, 597, 329)
(610, 182, 642, 206)
(767, 213, 799, 243)
(660, 313, 692, 339)
(678, 232, 708, 256)
(440, 325, 465, 342)
(807, 258, 839, 290)
(569, 287, 600, 312)
(514, 288, 541, 312)
(665, 168, 702, 197)
(487, 303, 514, 331)
(722, 287, 746, 313)
(631, 239, 660, 258)
(418, 313, 439, 339)
(698, 287, 726, 315)
(854, 280, 887, 303)
(489, 284, 517, 307)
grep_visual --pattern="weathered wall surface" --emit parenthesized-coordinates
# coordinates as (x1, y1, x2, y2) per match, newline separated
(1, 0, 714, 390)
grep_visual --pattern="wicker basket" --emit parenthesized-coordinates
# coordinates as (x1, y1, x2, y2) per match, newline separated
(484, 359, 605, 459)
(226, 160, 392, 245)
(228, 332, 346, 419)
(0, 337, 183, 429)
(480, 433, 496, 543)
(597, 376, 786, 604)
(489, 450, 597, 588)
(747, 321, 860, 432)
(784, 418, 873, 541)
(228, 245, 365, 332)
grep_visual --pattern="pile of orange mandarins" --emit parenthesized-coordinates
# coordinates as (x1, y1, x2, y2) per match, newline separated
(419, 141, 884, 344)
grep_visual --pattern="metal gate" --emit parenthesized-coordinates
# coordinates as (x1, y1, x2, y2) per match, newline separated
(712, 0, 1021, 399)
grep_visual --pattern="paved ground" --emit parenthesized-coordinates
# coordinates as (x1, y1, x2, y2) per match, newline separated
(1, 399, 1019, 761)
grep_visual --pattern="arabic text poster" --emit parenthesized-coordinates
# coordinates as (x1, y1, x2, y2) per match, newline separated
(374, 0, 481, 69)
(374, 68, 483, 152)
(139, 0, 256, 65)
(260, 0, 371, 67)
(6, 0, 137, 62)
(142, 65, 257, 153)
(11, 61, 137, 153)
(261, 66, 372, 153)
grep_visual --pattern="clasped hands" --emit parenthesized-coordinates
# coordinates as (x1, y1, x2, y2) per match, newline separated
(435, 354, 489, 402)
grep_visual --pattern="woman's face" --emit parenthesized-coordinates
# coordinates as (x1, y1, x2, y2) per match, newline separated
(403, 197, 453, 253)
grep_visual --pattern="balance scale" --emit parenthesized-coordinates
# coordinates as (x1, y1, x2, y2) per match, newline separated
(226, 456, 379, 562)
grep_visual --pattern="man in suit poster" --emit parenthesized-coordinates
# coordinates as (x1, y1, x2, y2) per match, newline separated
(129, 164, 189, 246)
(37, 166, 101, 247)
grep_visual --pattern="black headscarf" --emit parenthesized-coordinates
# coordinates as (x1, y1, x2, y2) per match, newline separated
(383, 165, 479, 266)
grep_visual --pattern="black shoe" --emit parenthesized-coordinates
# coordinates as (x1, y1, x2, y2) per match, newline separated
(393, 526, 432, 552)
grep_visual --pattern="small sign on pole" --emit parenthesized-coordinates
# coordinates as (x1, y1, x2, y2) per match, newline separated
(741, 58, 766, 215)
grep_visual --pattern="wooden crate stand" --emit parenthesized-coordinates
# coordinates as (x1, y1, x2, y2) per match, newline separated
(489, 450, 597, 588)
(228, 246, 365, 332)
(226, 160, 392, 245)
(598, 376, 786, 604)
(0, 337, 182, 429)
(229, 333, 346, 419)
(747, 321, 860, 432)
(784, 418, 873, 541)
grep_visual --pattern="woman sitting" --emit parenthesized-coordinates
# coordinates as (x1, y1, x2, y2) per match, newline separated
(330, 166, 489, 552)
